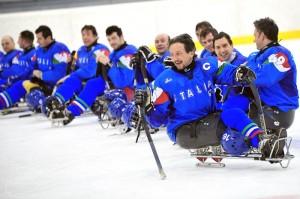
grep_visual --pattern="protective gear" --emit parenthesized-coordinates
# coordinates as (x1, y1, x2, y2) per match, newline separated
(163, 56, 175, 68)
(121, 102, 140, 128)
(91, 95, 108, 117)
(221, 128, 249, 155)
(43, 96, 62, 117)
(138, 46, 158, 63)
(108, 97, 127, 119)
(25, 88, 46, 112)
(129, 53, 140, 69)
(50, 108, 74, 126)
(104, 89, 127, 102)
(235, 65, 256, 84)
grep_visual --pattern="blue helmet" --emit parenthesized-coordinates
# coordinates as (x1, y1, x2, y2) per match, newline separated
(104, 89, 127, 102)
(25, 89, 46, 112)
(121, 102, 138, 128)
(221, 128, 249, 155)
(108, 97, 127, 119)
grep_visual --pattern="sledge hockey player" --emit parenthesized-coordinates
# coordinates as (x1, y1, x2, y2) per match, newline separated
(0, 25, 70, 111)
(124, 33, 278, 159)
(195, 21, 214, 58)
(0, 51, 4, 63)
(222, 17, 298, 159)
(0, 35, 22, 91)
(213, 32, 247, 109)
(48, 25, 137, 125)
(199, 27, 218, 58)
(44, 25, 110, 116)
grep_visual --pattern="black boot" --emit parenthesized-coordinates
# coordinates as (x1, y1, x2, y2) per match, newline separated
(50, 108, 74, 126)
(44, 96, 62, 117)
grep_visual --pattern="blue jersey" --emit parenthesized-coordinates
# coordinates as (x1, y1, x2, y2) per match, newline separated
(0, 51, 4, 63)
(215, 48, 247, 108)
(199, 48, 215, 58)
(0, 49, 22, 79)
(71, 43, 110, 80)
(108, 43, 137, 89)
(247, 43, 298, 112)
(5, 47, 37, 83)
(36, 41, 70, 86)
(146, 57, 237, 142)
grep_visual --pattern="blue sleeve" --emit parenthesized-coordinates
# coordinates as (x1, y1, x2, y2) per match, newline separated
(145, 81, 170, 128)
(11, 51, 36, 81)
(146, 59, 165, 79)
(71, 57, 97, 80)
(108, 54, 134, 89)
(42, 50, 69, 85)
(252, 52, 293, 87)
(200, 56, 237, 85)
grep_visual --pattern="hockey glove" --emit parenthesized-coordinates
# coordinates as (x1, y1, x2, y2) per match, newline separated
(163, 56, 176, 68)
(235, 65, 256, 85)
(129, 53, 140, 68)
(138, 46, 158, 63)
(134, 88, 153, 113)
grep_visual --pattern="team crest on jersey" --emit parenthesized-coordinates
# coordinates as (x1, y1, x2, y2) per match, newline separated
(119, 54, 133, 69)
(12, 56, 19, 64)
(268, 52, 290, 72)
(31, 55, 37, 62)
(53, 51, 69, 64)
(152, 86, 169, 105)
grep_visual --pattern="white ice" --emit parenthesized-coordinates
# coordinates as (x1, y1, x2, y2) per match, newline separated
(1, 40, 300, 199)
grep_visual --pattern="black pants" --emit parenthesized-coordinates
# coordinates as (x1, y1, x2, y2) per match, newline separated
(249, 105, 295, 131)
(176, 113, 225, 149)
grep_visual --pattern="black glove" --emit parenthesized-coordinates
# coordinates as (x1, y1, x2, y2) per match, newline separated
(235, 66, 256, 84)
(138, 46, 158, 63)
(135, 89, 149, 106)
(129, 53, 140, 68)
(163, 56, 175, 68)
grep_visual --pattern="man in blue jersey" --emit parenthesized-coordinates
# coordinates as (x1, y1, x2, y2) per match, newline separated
(195, 21, 214, 58)
(0, 36, 22, 90)
(222, 18, 298, 158)
(124, 33, 278, 158)
(0, 25, 70, 111)
(44, 25, 110, 116)
(49, 25, 137, 125)
(199, 27, 218, 58)
(213, 32, 247, 109)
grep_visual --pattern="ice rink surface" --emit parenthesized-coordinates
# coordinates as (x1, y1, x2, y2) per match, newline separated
(1, 40, 300, 199)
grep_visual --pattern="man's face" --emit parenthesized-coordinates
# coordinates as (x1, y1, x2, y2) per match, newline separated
(200, 32, 214, 52)
(82, 29, 97, 47)
(254, 28, 264, 50)
(18, 36, 26, 49)
(107, 32, 124, 50)
(169, 42, 194, 70)
(195, 28, 204, 45)
(214, 37, 233, 61)
(1, 37, 15, 53)
(155, 34, 169, 55)
(36, 32, 50, 48)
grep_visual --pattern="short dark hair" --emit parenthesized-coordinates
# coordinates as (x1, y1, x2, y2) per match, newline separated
(213, 31, 233, 48)
(20, 30, 34, 43)
(106, 25, 123, 37)
(81, 25, 98, 37)
(195, 21, 213, 31)
(35, 25, 53, 39)
(200, 27, 218, 39)
(170, 33, 195, 53)
(254, 17, 278, 42)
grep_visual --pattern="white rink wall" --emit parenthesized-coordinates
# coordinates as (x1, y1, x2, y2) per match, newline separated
(0, 0, 299, 51)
